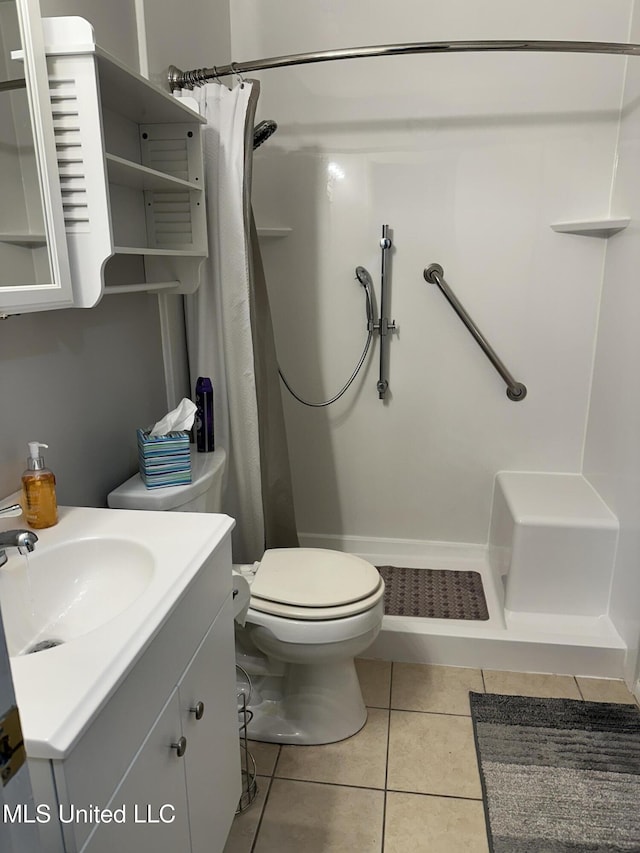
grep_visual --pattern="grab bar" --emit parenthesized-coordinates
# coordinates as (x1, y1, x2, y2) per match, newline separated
(423, 263, 527, 401)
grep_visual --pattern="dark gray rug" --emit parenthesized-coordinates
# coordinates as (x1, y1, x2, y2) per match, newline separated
(376, 565, 489, 620)
(469, 692, 640, 852)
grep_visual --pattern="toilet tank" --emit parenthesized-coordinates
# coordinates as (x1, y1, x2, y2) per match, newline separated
(107, 447, 227, 513)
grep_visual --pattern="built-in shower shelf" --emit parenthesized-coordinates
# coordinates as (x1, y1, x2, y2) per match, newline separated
(550, 217, 630, 237)
(256, 226, 292, 238)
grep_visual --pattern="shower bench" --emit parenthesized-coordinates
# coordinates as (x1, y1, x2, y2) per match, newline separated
(488, 472, 618, 618)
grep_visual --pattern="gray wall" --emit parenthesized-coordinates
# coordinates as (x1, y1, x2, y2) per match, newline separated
(0, 295, 166, 507)
(40, 0, 139, 70)
(0, 1, 164, 509)
(0, 0, 232, 510)
(0, 0, 233, 815)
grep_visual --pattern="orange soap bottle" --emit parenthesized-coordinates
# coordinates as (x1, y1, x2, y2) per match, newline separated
(22, 441, 58, 529)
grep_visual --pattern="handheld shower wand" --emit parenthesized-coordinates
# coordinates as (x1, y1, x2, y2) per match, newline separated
(355, 266, 376, 328)
(253, 120, 278, 150)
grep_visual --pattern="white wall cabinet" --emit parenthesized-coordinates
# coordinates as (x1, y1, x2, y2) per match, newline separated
(42, 16, 208, 303)
(28, 535, 240, 853)
(5, 13, 208, 314)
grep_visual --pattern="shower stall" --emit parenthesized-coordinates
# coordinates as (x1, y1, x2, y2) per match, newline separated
(180, 0, 640, 691)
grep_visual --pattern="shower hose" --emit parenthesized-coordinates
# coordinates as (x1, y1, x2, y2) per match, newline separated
(277, 268, 375, 407)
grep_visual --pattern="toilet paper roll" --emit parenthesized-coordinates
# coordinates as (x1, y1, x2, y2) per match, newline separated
(232, 570, 251, 626)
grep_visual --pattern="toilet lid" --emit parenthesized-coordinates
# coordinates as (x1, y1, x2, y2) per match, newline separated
(249, 578, 385, 621)
(250, 548, 382, 608)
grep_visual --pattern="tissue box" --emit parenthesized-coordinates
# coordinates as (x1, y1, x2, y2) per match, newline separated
(137, 428, 191, 489)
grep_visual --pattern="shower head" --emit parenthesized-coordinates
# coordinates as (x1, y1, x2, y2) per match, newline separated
(355, 266, 374, 291)
(253, 119, 278, 150)
(355, 266, 375, 326)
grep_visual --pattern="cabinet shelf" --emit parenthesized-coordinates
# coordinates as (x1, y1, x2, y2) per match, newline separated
(550, 217, 630, 237)
(103, 281, 179, 295)
(106, 154, 203, 192)
(42, 17, 205, 126)
(94, 48, 205, 126)
(113, 246, 205, 257)
(0, 232, 47, 247)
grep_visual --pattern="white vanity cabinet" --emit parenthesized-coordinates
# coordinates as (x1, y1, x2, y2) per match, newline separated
(27, 529, 240, 853)
(80, 693, 191, 852)
(82, 601, 239, 853)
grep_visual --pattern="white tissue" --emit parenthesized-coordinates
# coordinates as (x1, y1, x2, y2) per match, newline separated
(149, 398, 197, 437)
(232, 570, 251, 626)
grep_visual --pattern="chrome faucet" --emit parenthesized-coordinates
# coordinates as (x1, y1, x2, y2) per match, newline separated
(0, 503, 38, 567)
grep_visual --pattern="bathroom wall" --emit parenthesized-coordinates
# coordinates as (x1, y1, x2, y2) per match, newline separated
(40, 0, 139, 69)
(141, 0, 231, 89)
(0, 0, 162, 508)
(0, 0, 230, 808)
(231, 0, 633, 547)
(0, 0, 231, 508)
(583, 2, 640, 684)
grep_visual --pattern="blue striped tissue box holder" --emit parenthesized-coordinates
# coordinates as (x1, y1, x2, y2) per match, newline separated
(137, 428, 192, 489)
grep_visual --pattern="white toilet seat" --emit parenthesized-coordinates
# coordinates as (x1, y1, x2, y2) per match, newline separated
(249, 548, 383, 619)
(247, 597, 385, 645)
(249, 578, 385, 620)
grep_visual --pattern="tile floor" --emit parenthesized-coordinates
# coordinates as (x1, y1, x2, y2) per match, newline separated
(223, 661, 639, 853)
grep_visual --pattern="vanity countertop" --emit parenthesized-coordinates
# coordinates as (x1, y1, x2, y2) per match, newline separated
(0, 504, 234, 760)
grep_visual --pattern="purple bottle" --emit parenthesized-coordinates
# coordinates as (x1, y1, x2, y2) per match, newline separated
(195, 377, 214, 452)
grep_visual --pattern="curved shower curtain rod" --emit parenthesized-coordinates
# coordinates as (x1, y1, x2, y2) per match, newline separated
(168, 38, 640, 90)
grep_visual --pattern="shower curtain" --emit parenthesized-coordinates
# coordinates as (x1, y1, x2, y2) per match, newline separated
(182, 80, 298, 562)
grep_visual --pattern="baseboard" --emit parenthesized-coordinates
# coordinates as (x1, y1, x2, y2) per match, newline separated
(297, 532, 487, 568)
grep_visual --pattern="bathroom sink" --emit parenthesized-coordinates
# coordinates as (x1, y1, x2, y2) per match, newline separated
(0, 502, 235, 759)
(0, 538, 154, 657)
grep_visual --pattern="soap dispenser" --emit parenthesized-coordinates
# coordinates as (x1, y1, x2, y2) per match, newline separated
(22, 441, 58, 529)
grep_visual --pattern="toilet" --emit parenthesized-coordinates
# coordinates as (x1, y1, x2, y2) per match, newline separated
(107, 447, 385, 745)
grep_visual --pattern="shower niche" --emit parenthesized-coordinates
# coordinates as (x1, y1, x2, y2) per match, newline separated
(40, 16, 208, 303)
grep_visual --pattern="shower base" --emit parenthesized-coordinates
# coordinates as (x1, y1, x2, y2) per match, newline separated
(300, 534, 627, 680)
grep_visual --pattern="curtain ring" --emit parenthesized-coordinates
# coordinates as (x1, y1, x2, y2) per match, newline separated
(230, 62, 246, 88)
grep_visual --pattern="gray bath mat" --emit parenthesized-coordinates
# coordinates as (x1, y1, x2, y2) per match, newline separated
(376, 565, 489, 620)
(470, 692, 640, 851)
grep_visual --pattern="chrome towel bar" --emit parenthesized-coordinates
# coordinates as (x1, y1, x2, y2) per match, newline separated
(423, 263, 527, 402)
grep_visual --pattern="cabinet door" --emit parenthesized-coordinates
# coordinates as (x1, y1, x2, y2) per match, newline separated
(81, 693, 190, 853)
(179, 596, 241, 853)
(0, 0, 73, 314)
